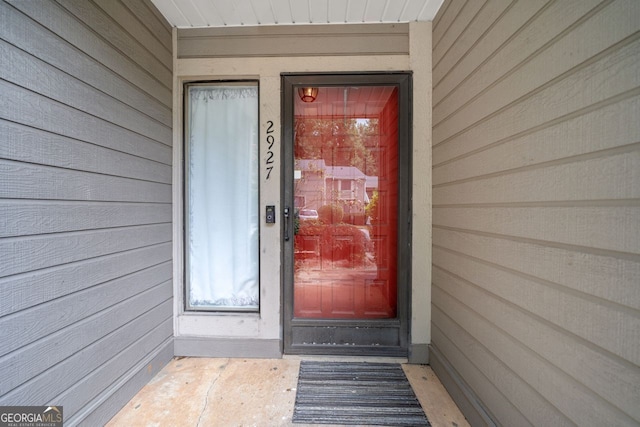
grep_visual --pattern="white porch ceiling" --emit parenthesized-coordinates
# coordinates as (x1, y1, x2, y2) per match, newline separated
(150, 0, 444, 28)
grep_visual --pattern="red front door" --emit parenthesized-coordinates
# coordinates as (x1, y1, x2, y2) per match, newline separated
(293, 85, 399, 320)
(283, 73, 411, 356)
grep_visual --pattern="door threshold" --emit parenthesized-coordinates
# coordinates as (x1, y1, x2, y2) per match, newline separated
(283, 354, 409, 364)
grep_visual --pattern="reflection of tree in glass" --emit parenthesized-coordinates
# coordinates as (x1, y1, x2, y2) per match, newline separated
(294, 118, 379, 175)
(365, 190, 379, 221)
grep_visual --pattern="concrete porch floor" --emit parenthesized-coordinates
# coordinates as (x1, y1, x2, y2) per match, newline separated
(106, 357, 469, 427)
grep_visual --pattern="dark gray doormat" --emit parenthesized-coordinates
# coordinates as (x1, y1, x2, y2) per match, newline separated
(292, 361, 431, 426)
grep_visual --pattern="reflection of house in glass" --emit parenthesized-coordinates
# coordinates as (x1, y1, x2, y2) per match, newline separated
(295, 159, 377, 225)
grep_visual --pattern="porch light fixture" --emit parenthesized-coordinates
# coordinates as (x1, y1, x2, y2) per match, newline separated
(298, 87, 318, 102)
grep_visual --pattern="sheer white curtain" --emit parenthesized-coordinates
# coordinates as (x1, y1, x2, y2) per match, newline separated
(186, 84, 259, 309)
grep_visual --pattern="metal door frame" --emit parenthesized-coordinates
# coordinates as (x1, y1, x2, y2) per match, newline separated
(281, 72, 412, 356)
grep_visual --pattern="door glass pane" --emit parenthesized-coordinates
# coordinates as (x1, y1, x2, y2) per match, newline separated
(185, 82, 259, 311)
(293, 86, 398, 319)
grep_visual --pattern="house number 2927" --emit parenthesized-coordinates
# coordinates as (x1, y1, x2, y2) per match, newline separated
(265, 120, 275, 179)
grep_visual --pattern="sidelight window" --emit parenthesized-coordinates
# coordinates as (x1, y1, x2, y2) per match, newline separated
(184, 81, 259, 311)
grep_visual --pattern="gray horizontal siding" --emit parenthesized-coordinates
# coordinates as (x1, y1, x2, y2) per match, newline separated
(120, 0, 172, 51)
(55, 0, 172, 89)
(0, 160, 171, 202)
(74, 337, 174, 427)
(0, 282, 172, 398)
(0, 201, 172, 237)
(0, 263, 172, 359)
(0, 38, 171, 144)
(0, 80, 171, 164)
(0, 0, 173, 425)
(0, 242, 172, 317)
(177, 23, 409, 58)
(0, 1, 171, 125)
(431, 0, 640, 426)
(6, 0, 172, 107)
(0, 120, 171, 184)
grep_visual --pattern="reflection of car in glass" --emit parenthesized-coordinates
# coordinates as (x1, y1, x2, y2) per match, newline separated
(299, 209, 318, 221)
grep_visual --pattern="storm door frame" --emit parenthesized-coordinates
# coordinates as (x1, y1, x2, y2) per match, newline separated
(281, 72, 413, 357)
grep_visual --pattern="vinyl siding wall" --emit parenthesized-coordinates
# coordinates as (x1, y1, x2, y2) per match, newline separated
(0, 0, 173, 425)
(431, 0, 640, 426)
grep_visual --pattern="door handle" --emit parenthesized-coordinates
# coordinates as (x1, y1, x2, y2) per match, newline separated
(283, 207, 290, 241)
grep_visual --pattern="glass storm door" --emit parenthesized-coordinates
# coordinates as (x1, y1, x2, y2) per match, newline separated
(282, 73, 411, 356)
